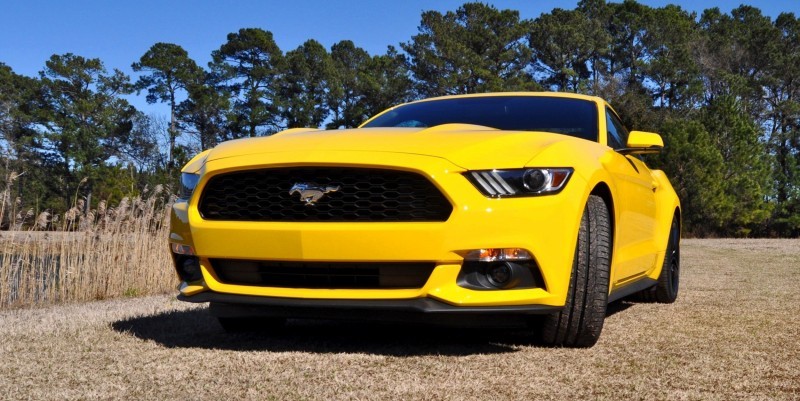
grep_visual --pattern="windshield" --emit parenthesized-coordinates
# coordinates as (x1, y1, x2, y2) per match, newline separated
(362, 96, 599, 141)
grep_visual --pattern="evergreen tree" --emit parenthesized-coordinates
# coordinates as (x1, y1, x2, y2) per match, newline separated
(402, 2, 536, 96)
(326, 40, 371, 129)
(764, 12, 800, 235)
(641, 5, 703, 110)
(656, 119, 730, 234)
(278, 40, 333, 128)
(0, 63, 44, 225)
(529, 8, 595, 92)
(39, 53, 137, 209)
(178, 69, 231, 150)
(0, 63, 40, 163)
(132, 43, 200, 165)
(702, 96, 773, 235)
(211, 28, 284, 137)
(358, 47, 414, 119)
(606, 0, 653, 87)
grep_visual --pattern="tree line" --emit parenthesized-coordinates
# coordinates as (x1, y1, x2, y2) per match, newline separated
(1, 0, 799, 237)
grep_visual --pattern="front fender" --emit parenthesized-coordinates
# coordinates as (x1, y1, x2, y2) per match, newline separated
(652, 169, 681, 252)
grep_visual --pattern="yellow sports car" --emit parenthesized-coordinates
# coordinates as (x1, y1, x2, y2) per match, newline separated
(169, 92, 680, 347)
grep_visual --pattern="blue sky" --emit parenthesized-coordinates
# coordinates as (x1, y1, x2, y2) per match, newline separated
(2, 0, 798, 116)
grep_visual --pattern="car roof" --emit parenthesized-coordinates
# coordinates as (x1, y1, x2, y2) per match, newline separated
(399, 91, 606, 106)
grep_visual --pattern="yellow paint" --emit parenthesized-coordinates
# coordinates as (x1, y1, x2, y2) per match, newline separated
(178, 282, 207, 297)
(627, 130, 665, 149)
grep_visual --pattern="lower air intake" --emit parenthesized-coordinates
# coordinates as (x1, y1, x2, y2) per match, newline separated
(211, 259, 437, 289)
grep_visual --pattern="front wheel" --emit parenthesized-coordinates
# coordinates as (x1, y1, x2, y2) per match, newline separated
(539, 195, 611, 348)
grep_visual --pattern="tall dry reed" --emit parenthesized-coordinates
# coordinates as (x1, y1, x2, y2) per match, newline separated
(0, 181, 175, 309)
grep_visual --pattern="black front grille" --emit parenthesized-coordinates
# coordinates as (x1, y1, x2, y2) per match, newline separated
(211, 259, 436, 289)
(198, 167, 452, 222)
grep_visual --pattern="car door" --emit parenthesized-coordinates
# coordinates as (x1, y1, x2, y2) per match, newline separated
(603, 108, 659, 288)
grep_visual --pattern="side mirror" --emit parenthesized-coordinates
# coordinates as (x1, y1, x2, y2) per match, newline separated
(619, 131, 663, 155)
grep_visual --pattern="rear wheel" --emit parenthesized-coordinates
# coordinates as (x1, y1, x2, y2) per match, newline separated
(539, 195, 611, 348)
(636, 214, 680, 303)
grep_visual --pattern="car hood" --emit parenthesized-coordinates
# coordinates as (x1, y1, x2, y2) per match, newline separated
(204, 124, 584, 170)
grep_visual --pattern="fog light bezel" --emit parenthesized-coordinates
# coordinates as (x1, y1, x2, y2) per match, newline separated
(457, 248, 546, 291)
(174, 255, 203, 282)
(171, 242, 203, 282)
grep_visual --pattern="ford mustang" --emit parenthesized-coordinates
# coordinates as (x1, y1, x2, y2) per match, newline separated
(169, 92, 681, 347)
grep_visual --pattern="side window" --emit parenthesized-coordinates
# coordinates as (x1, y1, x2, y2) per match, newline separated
(606, 108, 629, 150)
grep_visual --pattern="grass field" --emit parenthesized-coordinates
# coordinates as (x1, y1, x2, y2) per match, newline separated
(0, 239, 798, 400)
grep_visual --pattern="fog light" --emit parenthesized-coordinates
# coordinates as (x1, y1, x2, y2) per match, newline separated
(488, 263, 512, 286)
(177, 256, 203, 282)
(183, 258, 199, 275)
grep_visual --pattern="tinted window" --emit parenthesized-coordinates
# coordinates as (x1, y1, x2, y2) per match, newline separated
(606, 108, 629, 149)
(363, 96, 599, 141)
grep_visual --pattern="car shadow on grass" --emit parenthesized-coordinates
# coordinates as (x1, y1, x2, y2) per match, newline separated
(606, 300, 636, 317)
(111, 307, 540, 356)
(111, 300, 640, 356)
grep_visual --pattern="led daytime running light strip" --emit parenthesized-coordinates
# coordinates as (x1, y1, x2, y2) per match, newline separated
(471, 170, 515, 196)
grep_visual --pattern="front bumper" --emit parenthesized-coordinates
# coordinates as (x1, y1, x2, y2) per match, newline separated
(170, 150, 588, 308)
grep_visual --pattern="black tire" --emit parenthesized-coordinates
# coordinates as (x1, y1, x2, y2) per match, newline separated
(217, 316, 286, 333)
(636, 214, 680, 303)
(539, 195, 611, 348)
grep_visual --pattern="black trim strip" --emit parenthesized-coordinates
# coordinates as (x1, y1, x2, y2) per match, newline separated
(608, 277, 657, 303)
(179, 292, 561, 315)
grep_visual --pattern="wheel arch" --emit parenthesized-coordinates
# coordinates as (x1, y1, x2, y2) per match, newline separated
(590, 181, 615, 254)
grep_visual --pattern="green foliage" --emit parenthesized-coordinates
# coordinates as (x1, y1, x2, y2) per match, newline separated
(278, 40, 333, 128)
(357, 47, 414, 119)
(132, 43, 200, 165)
(699, 6, 780, 108)
(763, 13, 800, 236)
(132, 43, 199, 106)
(325, 42, 414, 129)
(0, 62, 41, 175)
(529, 8, 596, 91)
(39, 54, 138, 207)
(326, 40, 371, 129)
(701, 96, 773, 236)
(641, 5, 703, 110)
(655, 119, 730, 235)
(211, 28, 284, 137)
(402, 2, 536, 96)
(178, 70, 231, 149)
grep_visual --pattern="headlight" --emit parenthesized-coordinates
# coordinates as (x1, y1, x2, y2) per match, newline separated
(180, 173, 200, 200)
(465, 168, 573, 197)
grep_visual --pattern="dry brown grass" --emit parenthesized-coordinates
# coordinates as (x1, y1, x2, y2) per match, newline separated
(0, 239, 798, 400)
(0, 188, 174, 308)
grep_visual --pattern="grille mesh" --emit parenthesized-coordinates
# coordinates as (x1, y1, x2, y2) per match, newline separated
(211, 259, 436, 289)
(198, 167, 452, 222)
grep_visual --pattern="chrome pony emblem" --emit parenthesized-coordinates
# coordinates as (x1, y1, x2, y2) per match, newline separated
(289, 183, 340, 205)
